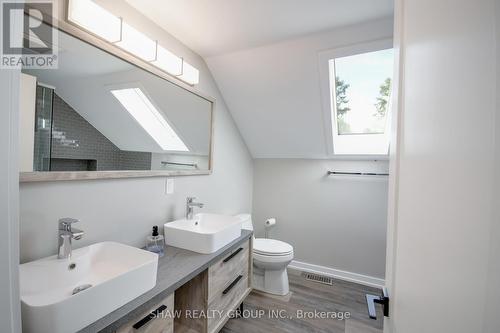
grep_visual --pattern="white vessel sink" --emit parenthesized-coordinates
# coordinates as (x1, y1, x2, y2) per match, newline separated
(19, 241, 158, 333)
(164, 213, 242, 254)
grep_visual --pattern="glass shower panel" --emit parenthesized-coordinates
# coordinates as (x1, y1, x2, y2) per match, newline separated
(33, 85, 54, 171)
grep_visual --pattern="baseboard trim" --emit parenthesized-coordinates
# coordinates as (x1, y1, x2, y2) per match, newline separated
(288, 260, 385, 289)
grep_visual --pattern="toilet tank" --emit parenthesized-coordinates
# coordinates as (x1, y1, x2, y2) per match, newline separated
(236, 214, 253, 231)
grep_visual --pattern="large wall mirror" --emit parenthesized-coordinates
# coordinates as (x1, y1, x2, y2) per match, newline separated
(19, 18, 214, 182)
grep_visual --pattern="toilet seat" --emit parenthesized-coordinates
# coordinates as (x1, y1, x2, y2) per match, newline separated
(253, 238, 293, 256)
(253, 251, 294, 264)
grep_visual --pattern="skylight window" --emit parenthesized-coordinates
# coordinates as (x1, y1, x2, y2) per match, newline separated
(330, 48, 394, 155)
(111, 88, 189, 152)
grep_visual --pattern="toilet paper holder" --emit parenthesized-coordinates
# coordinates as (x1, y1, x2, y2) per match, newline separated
(264, 218, 276, 238)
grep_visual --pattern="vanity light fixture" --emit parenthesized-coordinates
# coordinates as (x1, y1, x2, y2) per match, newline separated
(151, 45, 183, 76)
(67, 0, 122, 43)
(67, 0, 199, 85)
(111, 88, 189, 152)
(177, 60, 200, 85)
(115, 21, 157, 62)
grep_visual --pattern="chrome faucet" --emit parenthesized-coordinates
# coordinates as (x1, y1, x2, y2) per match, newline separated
(58, 218, 84, 259)
(186, 197, 204, 220)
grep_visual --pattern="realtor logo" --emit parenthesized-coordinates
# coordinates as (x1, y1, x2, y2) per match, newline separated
(1, 0, 58, 69)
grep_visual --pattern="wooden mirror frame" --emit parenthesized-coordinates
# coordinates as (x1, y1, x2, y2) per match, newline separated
(20, 2, 215, 182)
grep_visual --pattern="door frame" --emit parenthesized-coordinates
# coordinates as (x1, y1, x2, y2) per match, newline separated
(0, 69, 22, 332)
(383, 0, 405, 331)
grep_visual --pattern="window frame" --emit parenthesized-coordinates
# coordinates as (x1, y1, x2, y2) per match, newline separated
(318, 39, 394, 159)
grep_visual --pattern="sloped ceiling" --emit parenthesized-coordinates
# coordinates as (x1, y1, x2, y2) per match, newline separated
(125, 0, 394, 158)
(207, 18, 394, 158)
(125, 0, 393, 57)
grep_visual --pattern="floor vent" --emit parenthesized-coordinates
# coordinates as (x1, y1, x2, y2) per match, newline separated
(303, 272, 334, 285)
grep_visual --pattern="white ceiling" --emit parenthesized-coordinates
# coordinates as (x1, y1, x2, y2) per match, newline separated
(125, 0, 394, 57)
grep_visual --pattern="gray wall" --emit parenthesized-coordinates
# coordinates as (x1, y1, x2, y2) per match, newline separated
(253, 159, 388, 279)
(50, 93, 152, 171)
(19, 1, 253, 263)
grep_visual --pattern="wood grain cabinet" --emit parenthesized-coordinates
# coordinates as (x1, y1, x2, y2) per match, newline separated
(116, 293, 174, 333)
(175, 239, 253, 333)
(207, 240, 250, 333)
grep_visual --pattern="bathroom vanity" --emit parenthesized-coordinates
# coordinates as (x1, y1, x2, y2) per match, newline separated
(80, 230, 253, 333)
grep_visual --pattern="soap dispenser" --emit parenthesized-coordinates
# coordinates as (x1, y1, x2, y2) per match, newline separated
(146, 226, 165, 257)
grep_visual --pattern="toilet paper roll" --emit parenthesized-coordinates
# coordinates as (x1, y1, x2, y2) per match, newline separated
(265, 218, 276, 227)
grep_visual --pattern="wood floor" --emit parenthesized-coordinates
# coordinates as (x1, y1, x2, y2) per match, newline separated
(221, 270, 384, 333)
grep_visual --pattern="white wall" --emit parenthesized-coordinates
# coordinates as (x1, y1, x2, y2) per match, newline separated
(0, 69, 22, 332)
(253, 159, 389, 280)
(388, 0, 499, 332)
(18, 0, 253, 262)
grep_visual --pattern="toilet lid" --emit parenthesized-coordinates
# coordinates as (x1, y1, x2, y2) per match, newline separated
(253, 238, 293, 256)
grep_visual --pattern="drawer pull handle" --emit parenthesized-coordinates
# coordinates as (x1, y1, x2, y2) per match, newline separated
(223, 275, 243, 295)
(132, 304, 167, 330)
(223, 247, 243, 263)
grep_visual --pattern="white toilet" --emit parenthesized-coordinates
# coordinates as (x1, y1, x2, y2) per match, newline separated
(237, 214, 294, 296)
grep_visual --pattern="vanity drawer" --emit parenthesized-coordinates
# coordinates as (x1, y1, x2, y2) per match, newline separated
(208, 240, 250, 302)
(207, 272, 249, 333)
(116, 293, 174, 333)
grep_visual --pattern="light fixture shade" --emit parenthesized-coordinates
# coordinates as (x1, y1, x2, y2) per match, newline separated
(68, 0, 199, 85)
(151, 45, 183, 76)
(115, 22, 156, 62)
(178, 61, 200, 85)
(111, 88, 189, 152)
(67, 0, 121, 43)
